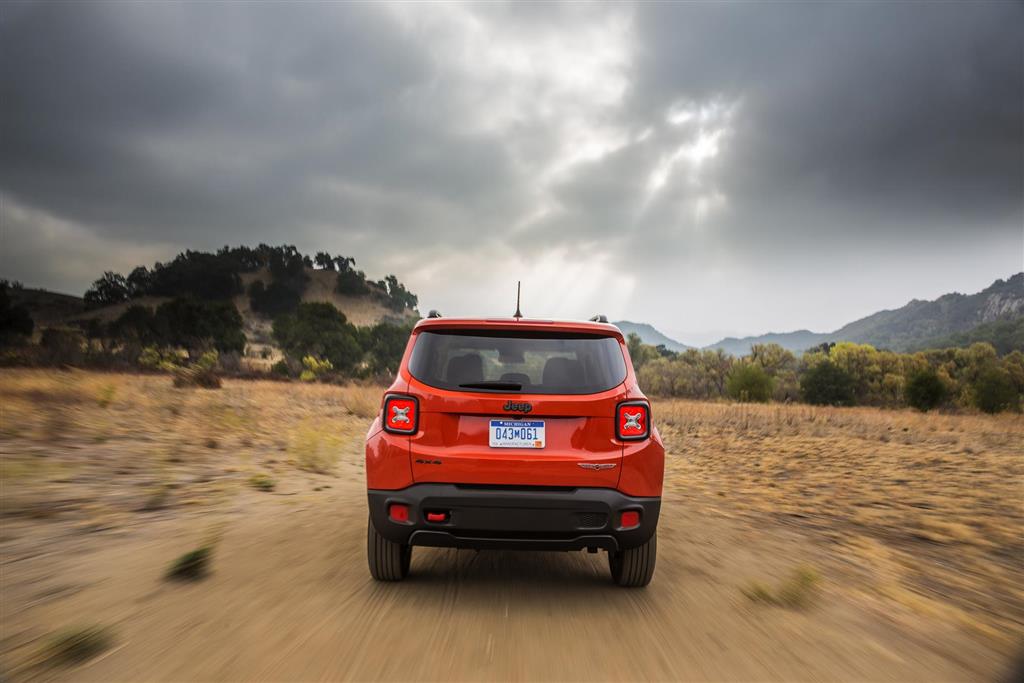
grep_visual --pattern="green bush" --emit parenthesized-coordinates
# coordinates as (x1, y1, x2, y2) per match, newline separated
(360, 322, 413, 378)
(172, 351, 221, 389)
(904, 368, 946, 411)
(300, 355, 333, 382)
(726, 363, 773, 402)
(800, 361, 855, 406)
(972, 365, 1018, 414)
(248, 280, 301, 319)
(153, 298, 245, 354)
(273, 302, 362, 374)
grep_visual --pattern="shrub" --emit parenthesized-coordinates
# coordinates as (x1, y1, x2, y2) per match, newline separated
(152, 298, 245, 354)
(743, 566, 820, 608)
(42, 625, 114, 665)
(290, 424, 340, 473)
(138, 346, 179, 371)
(166, 545, 213, 580)
(726, 363, 773, 402)
(40, 328, 84, 366)
(972, 365, 1018, 414)
(800, 361, 855, 406)
(172, 351, 221, 389)
(271, 359, 292, 377)
(300, 355, 333, 382)
(273, 302, 362, 374)
(360, 322, 413, 378)
(905, 368, 946, 411)
(248, 473, 276, 491)
(248, 280, 301, 319)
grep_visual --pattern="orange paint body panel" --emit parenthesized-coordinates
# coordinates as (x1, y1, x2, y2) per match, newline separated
(365, 317, 665, 496)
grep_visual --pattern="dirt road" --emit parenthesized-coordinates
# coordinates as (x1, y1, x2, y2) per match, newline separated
(3, 466, 1005, 681)
(0, 372, 1017, 681)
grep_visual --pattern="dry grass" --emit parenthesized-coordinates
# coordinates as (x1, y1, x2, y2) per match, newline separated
(1, 370, 1020, 656)
(0, 369, 378, 524)
(338, 384, 382, 419)
(655, 399, 1024, 649)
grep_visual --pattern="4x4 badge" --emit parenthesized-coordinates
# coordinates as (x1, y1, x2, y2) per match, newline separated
(503, 400, 533, 413)
(577, 463, 617, 470)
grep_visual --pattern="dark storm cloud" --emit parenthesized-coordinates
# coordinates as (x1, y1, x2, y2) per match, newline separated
(0, 2, 523, 243)
(628, 2, 1023, 219)
(1, 1, 1021, 337)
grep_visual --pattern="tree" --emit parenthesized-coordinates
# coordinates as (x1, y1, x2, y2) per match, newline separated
(972, 365, 1018, 414)
(248, 280, 301, 319)
(0, 281, 33, 344)
(125, 266, 153, 297)
(904, 368, 946, 411)
(626, 333, 659, 371)
(377, 275, 418, 311)
(147, 251, 241, 300)
(266, 244, 309, 291)
(750, 343, 796, 376)
(800, 360, 855, 406)
(726, 363, 773, 402)
(109, 305, 159, 345)
(84, 272, 130, 308)
(152, 298, 245, 354)
(336, 268, 368, 295)
(360, 322, 413, 378)
(314, 252, 335, 270)
(273, 302, 363, 373)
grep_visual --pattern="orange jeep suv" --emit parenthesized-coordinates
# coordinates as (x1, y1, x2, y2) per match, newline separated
(365, 315, 664, 586)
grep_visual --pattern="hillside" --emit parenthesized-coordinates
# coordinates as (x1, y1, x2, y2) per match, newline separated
(613, 321, 691, 351)
(10, 266, 418, 349)
(236, 268, 417, 346)
(706, 330, 827, 357)
(704, 273, 1023, 355)
(7, 287, 86, 326)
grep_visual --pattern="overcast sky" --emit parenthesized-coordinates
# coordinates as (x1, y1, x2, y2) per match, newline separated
(2, 2, 1021, 345)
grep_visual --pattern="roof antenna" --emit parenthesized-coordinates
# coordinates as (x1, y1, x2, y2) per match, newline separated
(513, 280, 522, 319)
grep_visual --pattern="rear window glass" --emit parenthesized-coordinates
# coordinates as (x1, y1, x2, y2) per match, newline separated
(408, 330, 627, 395)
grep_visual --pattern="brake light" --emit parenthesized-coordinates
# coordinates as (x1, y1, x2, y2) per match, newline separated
(620, 510, 641, 528)
(616, 401, 650, 440)
(383, 394, 418, 434)
(389, 503, 410, 522)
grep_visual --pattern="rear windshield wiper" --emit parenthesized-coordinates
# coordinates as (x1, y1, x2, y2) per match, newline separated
(458, 381, 523, 391)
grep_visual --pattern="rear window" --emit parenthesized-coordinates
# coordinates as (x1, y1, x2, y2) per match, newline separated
(408, 330, 627, 395)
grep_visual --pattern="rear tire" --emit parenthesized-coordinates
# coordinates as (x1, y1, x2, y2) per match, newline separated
(608, 532, 656, 587)
(367, 517, 411, 581)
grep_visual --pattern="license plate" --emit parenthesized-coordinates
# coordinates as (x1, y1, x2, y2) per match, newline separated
(489, 420, 545, 449)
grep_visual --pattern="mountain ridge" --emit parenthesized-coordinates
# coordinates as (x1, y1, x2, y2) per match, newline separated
(705, 273, 1023, 355)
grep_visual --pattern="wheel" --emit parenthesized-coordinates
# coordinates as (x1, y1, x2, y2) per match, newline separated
(367, 517, 412, 581)
(608, 532, 656, 587)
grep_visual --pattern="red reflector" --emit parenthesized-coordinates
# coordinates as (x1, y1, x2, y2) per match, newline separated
(388, 503, 410, 522)
(621, 510, 641, 528)
(616, 402, 650, 440)
(426, 512, 447, 523)
(383, 395, 418, 434)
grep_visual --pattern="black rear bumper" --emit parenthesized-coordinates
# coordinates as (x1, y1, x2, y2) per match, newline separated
(367, 484, 660, 552)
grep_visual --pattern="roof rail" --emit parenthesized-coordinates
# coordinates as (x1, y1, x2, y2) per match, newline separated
(427, 310, 442, 318)
(589, 314, 608, 323)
